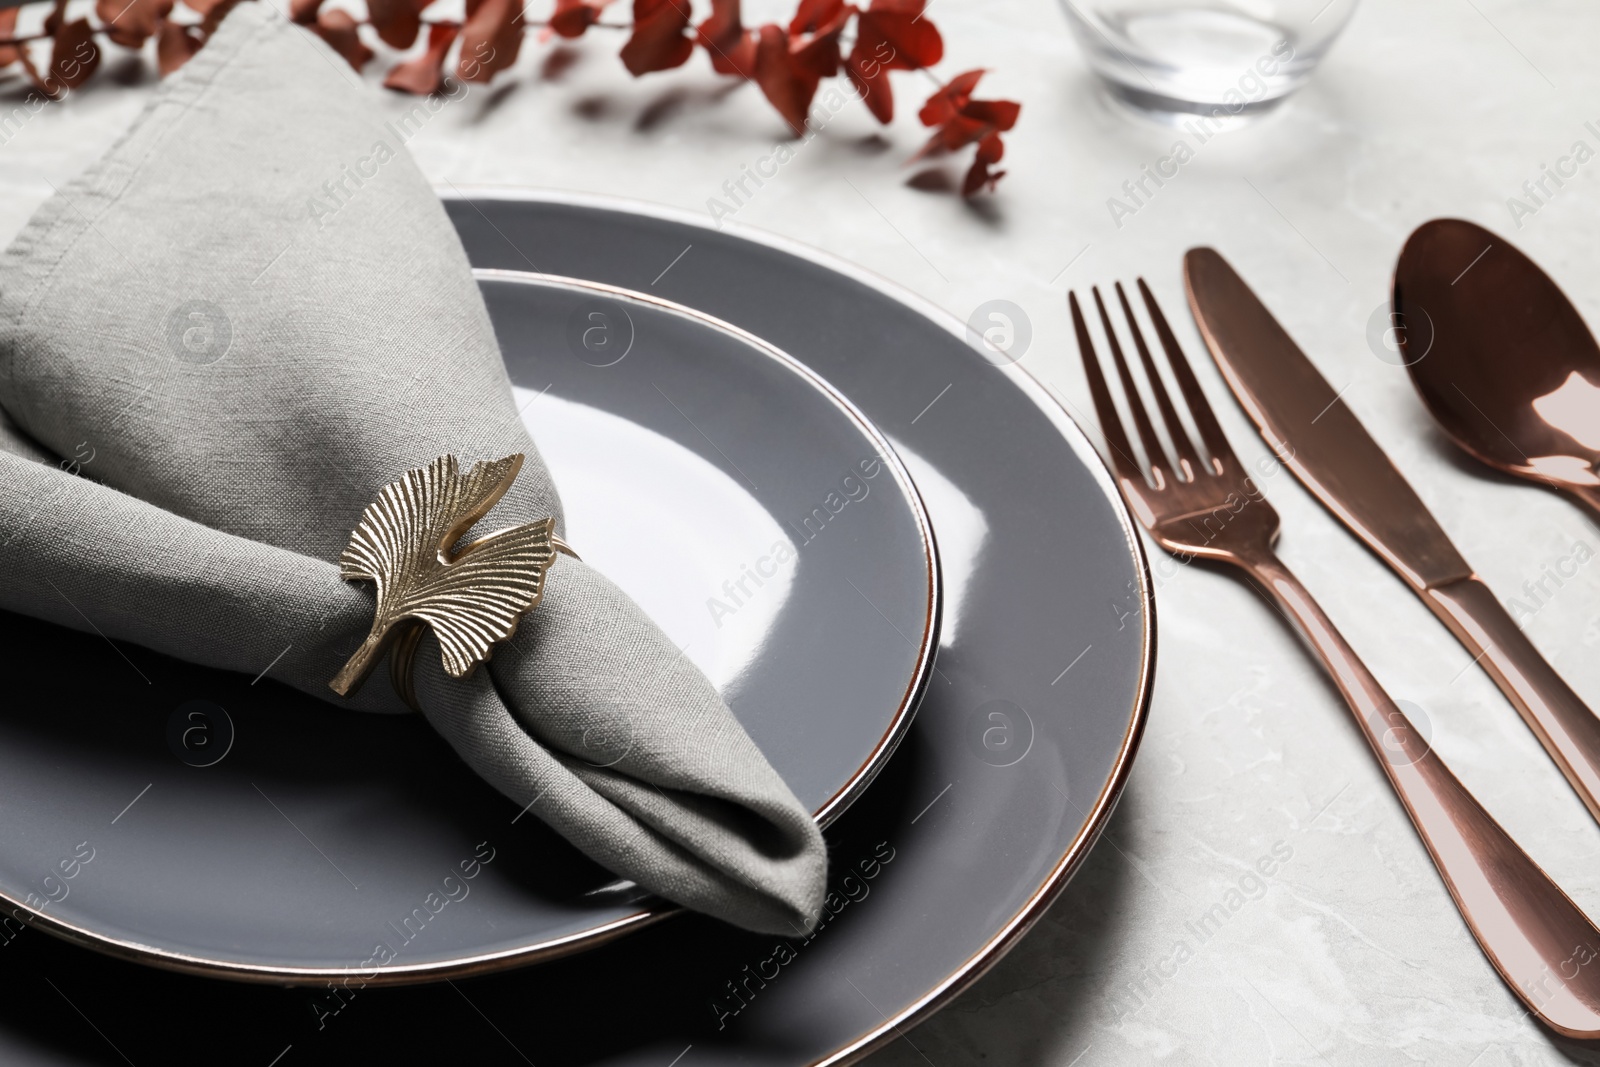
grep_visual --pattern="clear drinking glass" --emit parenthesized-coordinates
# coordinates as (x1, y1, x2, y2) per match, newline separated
(1059, 0, 1358, 124)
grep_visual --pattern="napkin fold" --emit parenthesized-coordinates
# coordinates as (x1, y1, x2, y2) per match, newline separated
(0, 3, 825, 934)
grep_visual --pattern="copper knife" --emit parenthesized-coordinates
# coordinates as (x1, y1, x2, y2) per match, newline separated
(1184, 246, 1600, 824)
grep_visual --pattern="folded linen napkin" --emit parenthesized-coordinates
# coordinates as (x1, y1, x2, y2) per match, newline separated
(0, 2, 825, 934)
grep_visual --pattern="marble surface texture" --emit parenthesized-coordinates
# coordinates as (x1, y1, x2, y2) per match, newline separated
(4, 0, 1600, 1062)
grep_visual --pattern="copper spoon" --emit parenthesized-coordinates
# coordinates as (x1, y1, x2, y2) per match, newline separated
(1394, 218, 1600, 519)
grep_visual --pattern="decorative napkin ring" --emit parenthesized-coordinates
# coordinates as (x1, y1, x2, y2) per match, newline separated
(328, 453, 577, 710)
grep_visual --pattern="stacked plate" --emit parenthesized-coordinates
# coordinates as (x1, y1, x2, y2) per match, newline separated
(0, 191, 1153, 1066)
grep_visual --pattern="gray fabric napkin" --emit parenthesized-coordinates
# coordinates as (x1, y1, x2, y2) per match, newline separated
(0, 2, 825, 934)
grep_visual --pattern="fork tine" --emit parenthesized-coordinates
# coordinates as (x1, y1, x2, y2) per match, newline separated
(1114, 282, 1202, 479)
(1092, 286, 1171, 483)
(1137, 278, 1236, 470)
(1070, 291, 1143, 485)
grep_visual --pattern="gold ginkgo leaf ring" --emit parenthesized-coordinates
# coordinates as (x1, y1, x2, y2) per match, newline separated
(328, 453, 577, 710)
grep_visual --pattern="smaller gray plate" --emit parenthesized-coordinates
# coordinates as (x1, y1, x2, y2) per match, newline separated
(483, 271, 938, 820)
(0, 274, 937, 982)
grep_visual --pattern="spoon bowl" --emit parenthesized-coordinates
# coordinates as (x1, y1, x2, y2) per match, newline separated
(1394, 218, 1600, 517)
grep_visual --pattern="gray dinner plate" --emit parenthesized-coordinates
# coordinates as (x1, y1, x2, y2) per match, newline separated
(0, 275, 936, 981)
(0, 192, 1152, 1067)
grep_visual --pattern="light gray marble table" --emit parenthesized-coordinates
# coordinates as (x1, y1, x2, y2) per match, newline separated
(4, 0, 1600, 1062)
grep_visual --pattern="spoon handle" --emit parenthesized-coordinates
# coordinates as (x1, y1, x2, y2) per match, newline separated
(1426, 576, 1600, 824)
(1247, 553, 1600, 1038)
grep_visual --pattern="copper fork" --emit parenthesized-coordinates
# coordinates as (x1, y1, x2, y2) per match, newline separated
(1072, 279, 1600, 1038)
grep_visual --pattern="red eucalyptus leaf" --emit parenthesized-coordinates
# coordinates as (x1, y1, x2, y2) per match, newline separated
(288, 0, 323, 25)
(620, 0, 694, 75)
(750, 0, 849, 136)
(457, 0, 523, 82)
(917, 67, 982, 126)
(155, 17, 203, 73)
(917, 101, 1020, 156)
(368, 0, 430, 49)
(962, 132, 1005, 196)
(975, 130, 1004, 166)
(918, 113, 974, 155)
(551, 0, 611, 37)
(696, 0, 739, 51)
(384, 19, 458, 92)
(788, 0, 845, 35)
(315, 8, 374, 71)
(857, 1, 940, 68)
(96, 0, 174, 48)
(962, 162, 1003, 196)
(696, 0, 754, 77)
(789, 0, 849, 79)
(752, 22, 814, 135)
(724, 31, 759, 77)
(844, 39, 891, 122)
(35, 17, 99, 97)
(963, 98, 1020, 130)
(0, 9, 22, 68)
(845, 1, 937, 124)
(42, 0, 66, 35)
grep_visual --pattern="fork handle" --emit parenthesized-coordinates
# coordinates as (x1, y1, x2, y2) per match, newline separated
(1243, 550, 1600, 1038)
(1425, 576, 1600, 826)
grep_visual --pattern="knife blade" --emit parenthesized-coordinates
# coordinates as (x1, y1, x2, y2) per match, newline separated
(1184, 244, 1600, 825)
(1183, 247, 1471, 591)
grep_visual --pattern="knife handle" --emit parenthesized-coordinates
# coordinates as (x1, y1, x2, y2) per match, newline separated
(1426, 576, 1600, 823)
(1246, 553, 1600, 1038)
